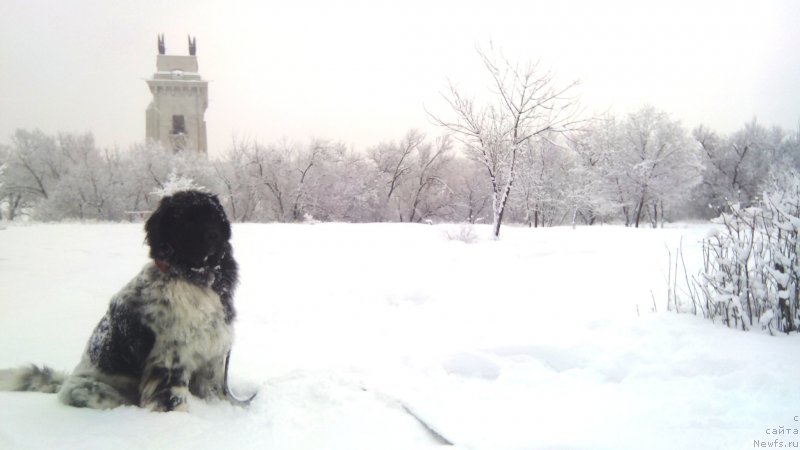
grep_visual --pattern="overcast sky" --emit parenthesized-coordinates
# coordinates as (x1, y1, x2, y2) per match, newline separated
(1, 0, 798, 156)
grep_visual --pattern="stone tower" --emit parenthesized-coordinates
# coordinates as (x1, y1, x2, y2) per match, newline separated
(146, 34, 208, 153)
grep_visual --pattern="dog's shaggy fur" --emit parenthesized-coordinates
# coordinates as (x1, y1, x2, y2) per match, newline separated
(0, 190, 241, 412)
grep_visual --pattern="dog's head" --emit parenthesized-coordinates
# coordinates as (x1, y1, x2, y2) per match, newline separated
(145, 190, 232, 284)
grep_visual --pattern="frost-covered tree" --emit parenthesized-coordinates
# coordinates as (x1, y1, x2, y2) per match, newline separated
(615, 106, 701, 227)
(0, 160, 6, 221)
(565, 109, 703, 227)
(403, 134, 454, 223)
(567, 116, 627, 225)
(222, 138, 346, 222)
(512, 135, 575, 227)
(370, 130, 454, 222)
(285, 139, 329, 222)
(448, 158, 492, 224)
(35, 133, 123, 221)
(213, 139, 259, 222)
(313, 144, 382, 222)
(0, 130, 61, 218)
(369, 130, 422, 209)
(431, 46, 581, 238)
(220, 140, 284, 221)
(117, 141, 178, 215)
(694, 119, 787, 216)
(0, 146, 10, 220)
(112, 141, 220, 218)
(776, 125, 800, 171)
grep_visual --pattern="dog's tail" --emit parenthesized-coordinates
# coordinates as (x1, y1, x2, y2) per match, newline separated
(0, 365, 67, 393)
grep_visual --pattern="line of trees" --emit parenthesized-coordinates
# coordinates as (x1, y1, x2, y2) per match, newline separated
(1, 112, 797, 228)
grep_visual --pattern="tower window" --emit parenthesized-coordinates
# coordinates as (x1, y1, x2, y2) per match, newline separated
(172, 115, 186, 134)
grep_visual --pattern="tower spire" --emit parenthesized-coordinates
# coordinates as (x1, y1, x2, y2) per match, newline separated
(145, 34, 208, 154)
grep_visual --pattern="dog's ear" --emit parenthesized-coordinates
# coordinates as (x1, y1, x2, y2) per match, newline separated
(145, 196, 173, 261)
(208, 193, 232, 239)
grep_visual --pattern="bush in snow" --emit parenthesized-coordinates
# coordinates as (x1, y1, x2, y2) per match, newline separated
(679, 171, 800, 334)
(443, 222, 478, 244)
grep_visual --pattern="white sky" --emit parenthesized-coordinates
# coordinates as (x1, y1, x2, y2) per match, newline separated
(1, 0, 798, 156)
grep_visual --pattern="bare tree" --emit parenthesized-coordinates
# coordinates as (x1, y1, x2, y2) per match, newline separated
(242, 140, 291, 221)
(214, 138, 257, 222)
(514, 135, 574, 227)
(369, 130, 424, 203)
(450, 158, 492, 223)
(0, 130, 66, 219)
(5, 130, 59, 201)
(693, 119, 779, 215)
(370, 130, 454, 222)
(567, 116, 625, 225)
(430, 45, 581, 238)
(313, 144, 383, 222)
(227, 138, 335, 222)
(619, 106, 701, 227)
(404, 134, 453, 223)
(0, 149, 10, 220)
(293, 140, 332, 221)
(38, 133, 113, 220)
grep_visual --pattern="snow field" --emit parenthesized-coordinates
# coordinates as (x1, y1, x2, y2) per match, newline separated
(0, 222, 798, 449)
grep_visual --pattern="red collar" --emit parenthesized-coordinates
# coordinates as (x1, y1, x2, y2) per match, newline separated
(155, 260, 170, 273)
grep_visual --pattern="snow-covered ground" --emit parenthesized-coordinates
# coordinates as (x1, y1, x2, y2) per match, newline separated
(0, 222, 797, 449)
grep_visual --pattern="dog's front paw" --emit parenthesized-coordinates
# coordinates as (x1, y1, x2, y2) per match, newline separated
(141, 365, 190, 412)
(141, 380, 189, 412)
(143, 390, 188, 412)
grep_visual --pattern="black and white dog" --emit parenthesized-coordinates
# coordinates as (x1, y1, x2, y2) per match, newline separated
(0, 190, 251, 411)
